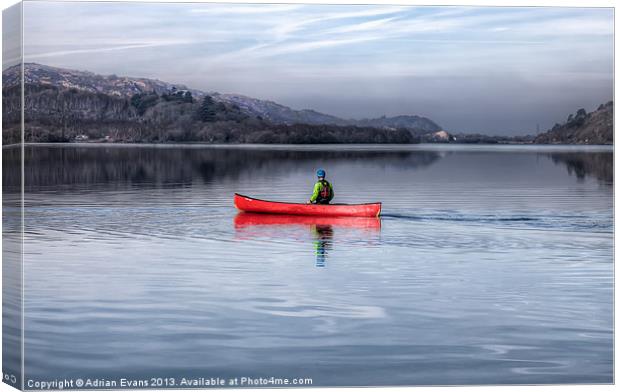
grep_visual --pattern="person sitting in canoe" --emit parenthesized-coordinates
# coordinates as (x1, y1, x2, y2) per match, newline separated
(308, 169, 334, 204)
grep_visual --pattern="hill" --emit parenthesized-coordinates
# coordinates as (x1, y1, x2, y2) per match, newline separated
(534, 102, 613, 145)
(2, 64, 415, 144)
(213, 93, 347, 126)
(3, 63, 203, 98)
(215, 93, 442, 132)
(2, 63, 442, 145)
(354, 115, 440, 133)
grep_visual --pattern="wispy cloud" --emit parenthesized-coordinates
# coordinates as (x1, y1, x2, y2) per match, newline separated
(269, 6, 408, 39)
(323, 16, 402, 35)
(26, 40, 197, 59)
(254, 36, 383, 57)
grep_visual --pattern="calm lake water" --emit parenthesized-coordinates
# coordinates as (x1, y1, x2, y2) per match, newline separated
(3, 144, 614, 387)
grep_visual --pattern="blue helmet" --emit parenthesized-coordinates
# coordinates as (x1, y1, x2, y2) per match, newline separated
(316, 169, 326, 178)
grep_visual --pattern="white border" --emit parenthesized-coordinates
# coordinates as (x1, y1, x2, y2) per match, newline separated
(0, 1, 616, 392)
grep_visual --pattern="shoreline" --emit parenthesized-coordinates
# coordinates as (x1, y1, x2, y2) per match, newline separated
(2, 142, 613, 153)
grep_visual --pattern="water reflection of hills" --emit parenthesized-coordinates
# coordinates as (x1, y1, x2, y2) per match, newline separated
(4, 146, 441, 190)
(547, 152, 613, 185)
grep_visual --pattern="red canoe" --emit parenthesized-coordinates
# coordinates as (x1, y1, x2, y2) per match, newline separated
(234, 193, 381, 217)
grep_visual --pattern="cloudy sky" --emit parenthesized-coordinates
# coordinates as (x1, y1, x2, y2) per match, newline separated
(19, 2, 614, 135)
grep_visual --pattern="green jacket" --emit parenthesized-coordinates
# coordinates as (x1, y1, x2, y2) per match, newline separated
(310, 180, 334, 203)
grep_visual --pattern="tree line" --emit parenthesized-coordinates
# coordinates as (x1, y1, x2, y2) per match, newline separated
(3, 84, 416, 144)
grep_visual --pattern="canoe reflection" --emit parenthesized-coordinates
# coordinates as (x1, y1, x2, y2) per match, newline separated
(234, 213, 381, 267)
(234, 213, 382, 229)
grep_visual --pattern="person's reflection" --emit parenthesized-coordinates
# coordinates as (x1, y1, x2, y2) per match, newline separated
(234, 213, 380, 267)
(312, 224, 334, 267)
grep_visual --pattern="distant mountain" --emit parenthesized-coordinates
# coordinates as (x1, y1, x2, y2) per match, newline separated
(214, 93, 347, 126)
(6, 63, 442, 134)
(2, 63, 416, 145)
(4, 63, 203, 98)
(215, 93, 441, 132)
(354, 115, 441, 133)
(534, 102, 613, 145)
